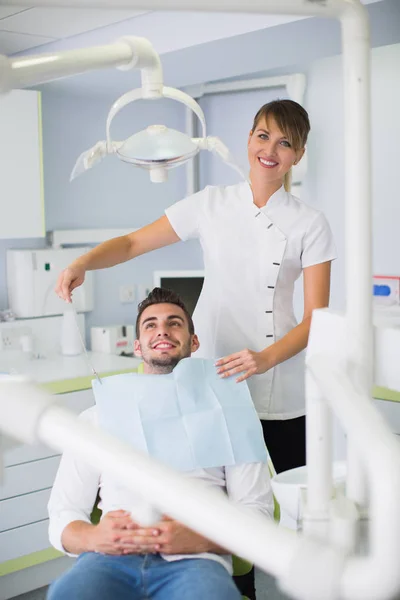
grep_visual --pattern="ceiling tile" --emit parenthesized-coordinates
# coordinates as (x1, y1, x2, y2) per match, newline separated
(0, 6, 29, 20)
(0, 30, 56, 55)
(0, 8, 147, 39)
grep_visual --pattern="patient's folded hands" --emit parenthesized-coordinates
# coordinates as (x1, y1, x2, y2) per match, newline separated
(89, 510, 160, 555)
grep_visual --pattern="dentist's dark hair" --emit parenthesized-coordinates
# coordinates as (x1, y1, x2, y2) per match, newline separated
(136, 287, 195, 338)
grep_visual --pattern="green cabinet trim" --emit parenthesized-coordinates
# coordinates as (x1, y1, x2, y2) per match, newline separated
(40, 368, 138, 394)
(0, 547, 63, 576)
(373, 386, 400, 403)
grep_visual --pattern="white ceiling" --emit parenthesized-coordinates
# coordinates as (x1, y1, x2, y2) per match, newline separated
(0, 7, 148, 54)
(0, 0, 383, 56)
(0, 0, 387, 93)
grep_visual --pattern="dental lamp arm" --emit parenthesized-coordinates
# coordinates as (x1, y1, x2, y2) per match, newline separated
(0, 36, 163, 96)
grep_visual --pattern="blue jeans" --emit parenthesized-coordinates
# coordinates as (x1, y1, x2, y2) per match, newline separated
(47, 552, 241, 600)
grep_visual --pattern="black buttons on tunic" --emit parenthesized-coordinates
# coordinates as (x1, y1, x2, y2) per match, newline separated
(273, 262, 280, 266)
(266, 334, 273, 338)
(267, 286, 275, 289)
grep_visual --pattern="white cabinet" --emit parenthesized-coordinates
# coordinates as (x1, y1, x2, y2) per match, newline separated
(0, 363, 135, 599)
(374, 398, 400, 435)
(0, 89, 44, 239)
(0, 389, 94, 567)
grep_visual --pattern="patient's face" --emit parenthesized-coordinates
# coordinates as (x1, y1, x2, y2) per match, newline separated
(134, 303, 199, 374)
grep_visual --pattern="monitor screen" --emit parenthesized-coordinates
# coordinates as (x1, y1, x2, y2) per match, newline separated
(156, 273, 204, 316)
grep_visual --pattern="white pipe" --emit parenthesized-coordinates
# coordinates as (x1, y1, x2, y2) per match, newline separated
(308, 355, 400, 600)
(190, 75, 302, 97)
(341, 2, 372, 508)
(0, 43, 133, 92)
(0, 0, 348, 17)
(0, 381, 351, 599)
(185, 106, 198, 196)
(303, 370, 333, 538)
(116, 36, 163, 97)
(37, 405, 302, 577)
(0, 37, 163, 97)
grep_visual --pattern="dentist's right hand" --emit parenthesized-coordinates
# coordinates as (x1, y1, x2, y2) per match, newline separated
(55, 262, 86, 303)
(54, 217, 179, 303)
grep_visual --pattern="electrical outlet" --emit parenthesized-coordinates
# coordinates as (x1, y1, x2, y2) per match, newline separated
(0, 326, 32, 351)
(119, 284, 135, 304)
(138, 284, 151, 303)
(1, 328, 23, 350)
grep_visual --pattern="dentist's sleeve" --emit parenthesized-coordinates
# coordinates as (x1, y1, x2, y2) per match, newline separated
(47, 407, 101, 555)
(225, 461, 274, 521)
(165, 186, 211, 241)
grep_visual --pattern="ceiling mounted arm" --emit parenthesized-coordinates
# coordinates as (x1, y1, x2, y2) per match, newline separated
(0, 36, 163, 96)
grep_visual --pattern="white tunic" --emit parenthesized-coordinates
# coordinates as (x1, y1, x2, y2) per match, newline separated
(165, 182, 337, 420)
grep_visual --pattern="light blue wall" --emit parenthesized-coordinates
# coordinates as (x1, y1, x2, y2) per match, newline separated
(0, 92, 203, 329)
(43, 92, 188, 230)
(1, 0, 399, 329)
(42, 91, 204, 332)
(160, 0, 400, 90)
(198, 87, 287, 188)
(306, 43, 400, 311)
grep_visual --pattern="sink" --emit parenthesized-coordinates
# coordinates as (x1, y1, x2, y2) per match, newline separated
(271, 461, 347, 522)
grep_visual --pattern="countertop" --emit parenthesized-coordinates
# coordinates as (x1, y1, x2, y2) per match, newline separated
(0, 350, 141, 393)
(0, 350, 399, 401)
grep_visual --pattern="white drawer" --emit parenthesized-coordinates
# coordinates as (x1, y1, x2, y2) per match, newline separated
(0, 519, 51, 563)
(56, 389, 94, 414)
(0, 488, 51, 532)
(4, 443, 58, 468)
(4, 390, 94, 468)
(0, 456, 60, 500)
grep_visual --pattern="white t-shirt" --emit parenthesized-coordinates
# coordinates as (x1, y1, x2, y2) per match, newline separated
(165, 182, 337, 419)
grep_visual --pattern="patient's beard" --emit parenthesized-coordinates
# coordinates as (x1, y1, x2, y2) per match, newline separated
(144, 340, 192, 374)
(148, 355, 181, 374)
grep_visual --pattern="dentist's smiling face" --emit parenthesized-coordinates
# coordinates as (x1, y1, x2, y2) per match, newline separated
(134, 303, 199, 374)
(247, 116, 304, 187)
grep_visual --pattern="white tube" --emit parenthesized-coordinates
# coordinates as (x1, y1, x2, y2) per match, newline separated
(116, 37, 163, 97)
(341, 1, 372, 508)
(200, 74, 299, 96)
(0, 0, 348, 17)
(36, 404, 300, 577)
(308, 355, 400, 600)
(304, 369, 333, 538)
(185, 106, 198, 196)
(3, 43, 134, 91)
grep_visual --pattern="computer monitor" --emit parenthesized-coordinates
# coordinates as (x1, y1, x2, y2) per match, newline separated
(153, 270, 204, 316)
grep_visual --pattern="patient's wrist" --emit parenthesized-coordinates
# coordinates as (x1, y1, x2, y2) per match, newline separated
(61, 521, 97, 555)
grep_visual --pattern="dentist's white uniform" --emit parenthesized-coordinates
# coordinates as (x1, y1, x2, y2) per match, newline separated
(166, 181, 336, 420)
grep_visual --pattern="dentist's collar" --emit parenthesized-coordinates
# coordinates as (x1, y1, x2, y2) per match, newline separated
(245, 182, 287, 214)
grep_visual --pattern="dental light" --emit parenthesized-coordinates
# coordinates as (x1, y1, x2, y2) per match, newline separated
(0, 35, 246, 184)
(71, 85, 207, 183)
(70, 77, 247, 183)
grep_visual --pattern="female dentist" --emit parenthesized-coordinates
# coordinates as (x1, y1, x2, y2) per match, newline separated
(56, 99, 336, 475)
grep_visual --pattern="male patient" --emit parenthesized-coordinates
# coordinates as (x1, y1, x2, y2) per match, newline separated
(47, 288, 273, 600)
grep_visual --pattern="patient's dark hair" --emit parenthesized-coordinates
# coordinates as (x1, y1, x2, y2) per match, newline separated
(135, 287, 195, 338)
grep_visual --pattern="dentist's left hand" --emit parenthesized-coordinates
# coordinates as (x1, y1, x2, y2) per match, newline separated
(215, 349, 270, 383)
